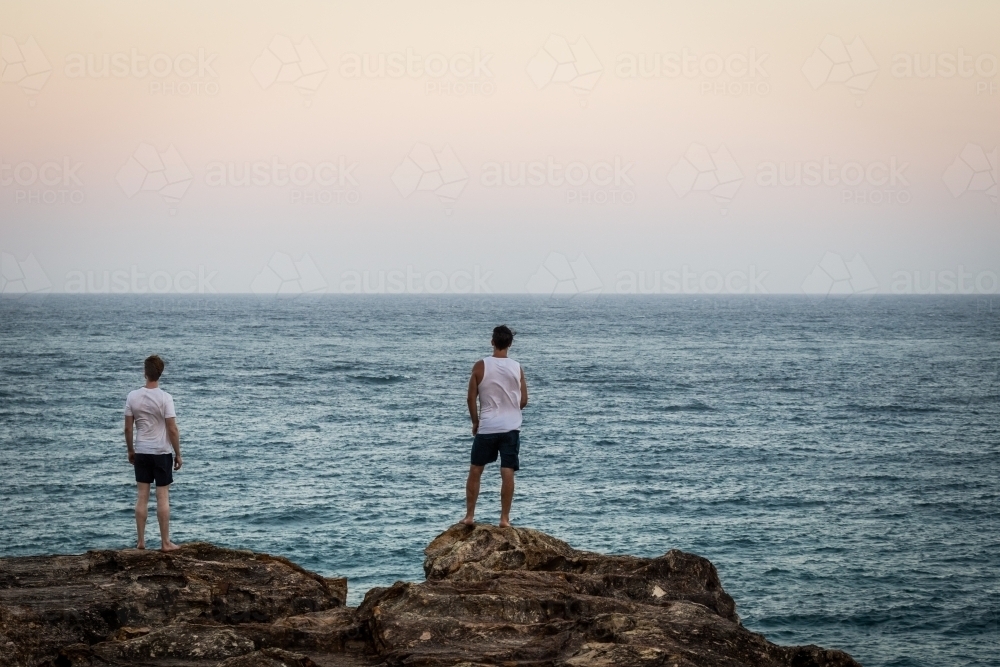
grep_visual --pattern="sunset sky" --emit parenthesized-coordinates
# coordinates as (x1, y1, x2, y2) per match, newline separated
(2, 0, 998, 294)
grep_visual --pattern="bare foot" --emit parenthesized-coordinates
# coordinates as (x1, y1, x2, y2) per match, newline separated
(160, 541, 180, 552)
(499, 519, 512, 528)
(459, 517, 475, 526)
(136, 542, 145, 550)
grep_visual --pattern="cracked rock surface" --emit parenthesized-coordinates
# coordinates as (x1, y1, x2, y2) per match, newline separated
(0, 526, 860, 666)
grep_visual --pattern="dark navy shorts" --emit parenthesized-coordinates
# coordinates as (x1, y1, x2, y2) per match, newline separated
(471, 430, 520, 470)
(134, 453, 173, 486)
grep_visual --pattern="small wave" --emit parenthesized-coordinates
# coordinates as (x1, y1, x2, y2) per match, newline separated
(318, 362, 360, 372)
(661, 401, 716, 412)
(348, 373, 411, 384)
(849, 404, 943, 414)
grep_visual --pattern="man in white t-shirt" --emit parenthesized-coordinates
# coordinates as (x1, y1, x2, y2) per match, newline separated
(461, 325, 528, 528)
(124, 355, 183, 551)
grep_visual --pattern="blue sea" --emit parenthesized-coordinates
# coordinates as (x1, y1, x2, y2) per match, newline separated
(1, 295, 997, 667)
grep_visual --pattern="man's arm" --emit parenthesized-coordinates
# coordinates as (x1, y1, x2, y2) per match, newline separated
(125, 416, 135, 464)
(166, 417, 182, 470)
(467, 360, 484, 435)
(520, 367, 528, 410)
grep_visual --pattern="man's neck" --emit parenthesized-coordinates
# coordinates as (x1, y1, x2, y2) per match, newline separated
(491, 349, 508, 358)
(144, 380, 159, 389)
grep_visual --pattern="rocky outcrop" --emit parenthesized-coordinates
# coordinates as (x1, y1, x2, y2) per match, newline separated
(359, 525, 859, 666)
(0, 527, 860, 667)
(0, 543, 350, 667)
(423, 525, 738, 620)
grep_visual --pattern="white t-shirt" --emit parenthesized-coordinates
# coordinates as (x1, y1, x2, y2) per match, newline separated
(125, 388, 176, 455)
(478, 356, 523, 434)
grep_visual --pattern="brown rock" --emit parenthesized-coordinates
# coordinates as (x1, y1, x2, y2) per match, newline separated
(216, 647, 318, 667)
(358, 524, 861, 667)
(92, 622, 256, 661)
(0, 543, 342, 666)
(1, 527, 861, 667)
(424, 524, 738, 621)
(263, 608, 367, 653)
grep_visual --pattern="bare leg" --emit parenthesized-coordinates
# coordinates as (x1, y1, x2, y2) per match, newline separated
(461, 465, 485, 525)
(155, 485, 179, 551)
(499, 467, 515, 528)
(135, 483, 150, 549)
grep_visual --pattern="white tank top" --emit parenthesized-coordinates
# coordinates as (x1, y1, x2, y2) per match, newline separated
(477, 356, 522, 434)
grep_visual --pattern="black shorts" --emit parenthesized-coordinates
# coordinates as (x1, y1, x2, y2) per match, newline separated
(134, 453, 173, 486)
(471, 430, 520, 471)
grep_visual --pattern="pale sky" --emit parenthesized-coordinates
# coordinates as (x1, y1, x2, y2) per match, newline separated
(1, 0, 998, 295)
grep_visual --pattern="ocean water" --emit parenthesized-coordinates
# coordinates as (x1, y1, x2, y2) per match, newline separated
(0, 295, 997, 667)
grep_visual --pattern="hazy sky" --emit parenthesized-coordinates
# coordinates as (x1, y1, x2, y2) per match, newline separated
(1, 0, 998, 294)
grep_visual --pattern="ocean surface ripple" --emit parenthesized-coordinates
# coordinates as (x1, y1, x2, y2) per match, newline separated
(1, 295, 997, 667)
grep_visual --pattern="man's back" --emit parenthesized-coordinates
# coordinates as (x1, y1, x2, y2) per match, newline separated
(125, 388, 175, 455)
(477, 356, 522, 434)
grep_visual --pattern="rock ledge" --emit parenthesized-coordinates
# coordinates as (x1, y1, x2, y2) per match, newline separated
(0, 526, 860, 667)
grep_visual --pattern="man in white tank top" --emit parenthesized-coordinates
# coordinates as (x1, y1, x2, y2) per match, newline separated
(461, 325, 528, 528)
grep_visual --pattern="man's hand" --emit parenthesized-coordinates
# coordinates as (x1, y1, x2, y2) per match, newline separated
(166, 417, 181, 471)
(472, 422, 479, 436)
(128, 449, 135, 465)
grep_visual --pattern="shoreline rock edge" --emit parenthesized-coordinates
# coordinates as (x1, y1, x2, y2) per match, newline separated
(0, 525, 861, 667)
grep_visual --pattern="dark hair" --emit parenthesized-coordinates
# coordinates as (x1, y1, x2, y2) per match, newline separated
(492, 325, 515, 350)
(144, 355, 165, 381)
